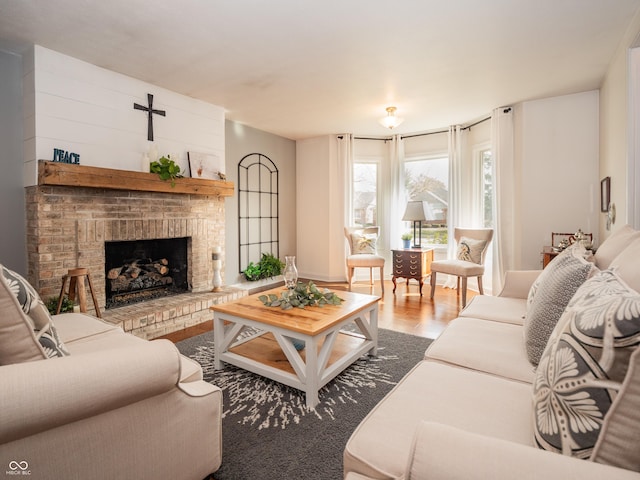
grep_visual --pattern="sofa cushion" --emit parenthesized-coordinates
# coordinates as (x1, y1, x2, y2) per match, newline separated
(344, 361, 534, 479)
(592, 347, 640, 471)
(609, 236, 640, 293)
(532, 269, 640, 461)
(456, 237, 486, 264)
(425, 317, 535, 383)
(524, 247, 598, 365)
(0, 265, 69, 363)
(594, 224, 640, 270)
(459, 295, 526, 326)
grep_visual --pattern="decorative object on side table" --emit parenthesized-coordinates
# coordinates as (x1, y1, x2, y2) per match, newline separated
(401, 232, 412, 249)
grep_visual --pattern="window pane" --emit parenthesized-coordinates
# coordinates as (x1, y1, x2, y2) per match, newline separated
(482, 150, 493, 228)
(353, 163, 377, 226)
(404, 157, 448, 245)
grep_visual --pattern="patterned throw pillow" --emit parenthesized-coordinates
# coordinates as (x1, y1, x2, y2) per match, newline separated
(524, 247, 598, 365)
(351, 232, 377, 254)
(527, 243, 594, 309)
(456, 237, 486, 264)
(533, 269, 640, 461)
(1, 266, 69, 358)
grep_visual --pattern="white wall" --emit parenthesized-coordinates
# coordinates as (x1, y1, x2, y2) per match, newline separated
(23, 46, 224, 185)
(600, 10, 640, 238)
(0, 49, 26, 274)
(517, 91, 600, 269)
(225, 120, 297, 284)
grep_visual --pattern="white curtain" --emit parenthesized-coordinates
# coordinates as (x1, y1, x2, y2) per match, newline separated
(387, 135, 406, 250)
(491, 107, 516, 293)
(338, 134, 354, 227)
(337, 134, 354, 279)
(442, 125, 467, 288)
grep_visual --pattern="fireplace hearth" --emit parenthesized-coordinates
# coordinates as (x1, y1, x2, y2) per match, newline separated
(105, 238, 189, 309)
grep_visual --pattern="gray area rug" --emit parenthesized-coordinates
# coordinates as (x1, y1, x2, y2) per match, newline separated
(176, 328, 432, 480)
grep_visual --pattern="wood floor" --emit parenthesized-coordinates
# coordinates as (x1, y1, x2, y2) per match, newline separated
(158, 280, 475, 343)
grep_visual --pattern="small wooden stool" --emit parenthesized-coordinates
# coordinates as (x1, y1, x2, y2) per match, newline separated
(56, 267, 102, 318)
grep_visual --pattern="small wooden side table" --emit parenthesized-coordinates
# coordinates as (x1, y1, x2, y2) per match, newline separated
(542, 246, 559, 268)
(391, 248, 434, 295)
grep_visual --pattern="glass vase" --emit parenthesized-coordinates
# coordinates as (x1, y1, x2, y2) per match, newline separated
(283, 256, 298, 289)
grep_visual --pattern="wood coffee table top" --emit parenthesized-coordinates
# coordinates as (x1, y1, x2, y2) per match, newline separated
(210, 287, 380, 335)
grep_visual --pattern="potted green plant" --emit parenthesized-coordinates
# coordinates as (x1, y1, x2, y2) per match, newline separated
(401, 232, 413, 249)
(149, 155, 183, 187)
(242, 253, 285, 281)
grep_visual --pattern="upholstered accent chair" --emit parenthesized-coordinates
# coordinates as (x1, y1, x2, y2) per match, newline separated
(344, 226, 385, 293)
(429, 227, 493, 307)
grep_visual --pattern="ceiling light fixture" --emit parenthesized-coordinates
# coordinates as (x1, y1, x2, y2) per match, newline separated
(379, 106, 404, 129)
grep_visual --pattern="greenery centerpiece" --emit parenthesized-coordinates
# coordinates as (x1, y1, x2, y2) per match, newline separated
(259, 281, 343, 310)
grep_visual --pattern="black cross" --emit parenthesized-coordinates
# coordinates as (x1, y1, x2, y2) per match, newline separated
(134, 93, 166, 141)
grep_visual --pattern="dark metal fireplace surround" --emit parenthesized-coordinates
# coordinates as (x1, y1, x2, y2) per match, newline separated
(105, 238, 189, 309)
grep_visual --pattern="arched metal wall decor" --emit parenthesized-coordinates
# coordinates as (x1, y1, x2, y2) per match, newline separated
(237, 153, 279, 273)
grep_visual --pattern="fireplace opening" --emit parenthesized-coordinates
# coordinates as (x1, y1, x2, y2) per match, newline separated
(105, 238, 189, 309)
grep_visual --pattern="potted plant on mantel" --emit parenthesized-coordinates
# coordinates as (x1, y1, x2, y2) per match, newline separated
(149, 155, 183, 187)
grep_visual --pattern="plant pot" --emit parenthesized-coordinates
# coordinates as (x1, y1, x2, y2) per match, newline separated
(403, 239, 411, 249)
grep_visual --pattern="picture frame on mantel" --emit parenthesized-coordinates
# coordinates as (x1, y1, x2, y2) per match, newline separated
(600, 176, 611, 212)
(188, 152, 225, 180)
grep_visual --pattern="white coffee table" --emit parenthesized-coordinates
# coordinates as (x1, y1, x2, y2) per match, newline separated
(210, 288, 379, 408)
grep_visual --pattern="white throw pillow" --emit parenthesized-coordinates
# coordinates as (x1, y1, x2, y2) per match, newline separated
(351, 232, 377, 254)
(456, 237, 486, 264)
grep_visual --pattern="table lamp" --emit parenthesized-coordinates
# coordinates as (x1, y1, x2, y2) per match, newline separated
(402, 201, 429, 248)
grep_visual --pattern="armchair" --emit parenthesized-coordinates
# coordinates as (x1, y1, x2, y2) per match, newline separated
(344, 226, 385, 293)
(429, 227, 493, 307)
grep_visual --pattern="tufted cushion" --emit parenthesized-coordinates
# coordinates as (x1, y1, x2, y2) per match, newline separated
(456, 237, 486, 264)
(609, 236, 640, 293)
(594, 224, 640, 270)
(0, 265, 69, 361)
(351, 232, 378, 254)
(524, 246, 598, 365)
(527, 243, 593, 309)
(533, 269, 640, 462)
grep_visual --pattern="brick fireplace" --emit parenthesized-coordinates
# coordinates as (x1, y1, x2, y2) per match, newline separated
(26, 161, 246, 339)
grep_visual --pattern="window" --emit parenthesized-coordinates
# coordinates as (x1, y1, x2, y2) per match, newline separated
(404, 156, 448, 245)
(353, 161, 378, 227)
(481, 149, 493, 228)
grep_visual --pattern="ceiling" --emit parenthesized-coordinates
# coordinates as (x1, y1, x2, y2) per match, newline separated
(1, 0, 639, 140)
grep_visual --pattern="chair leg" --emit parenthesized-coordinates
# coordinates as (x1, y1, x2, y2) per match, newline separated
(369, 267, 373, 286)
(347, 267, 354, 291)
(456, 276, 460, 296)
(379, 267, 384, 293)
(461, 277, 468, 308)
(477, 276, 484, 295)
(430, 272, 437, 299)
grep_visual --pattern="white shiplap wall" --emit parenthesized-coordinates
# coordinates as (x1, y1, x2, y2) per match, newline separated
(23, 45, 224, 186)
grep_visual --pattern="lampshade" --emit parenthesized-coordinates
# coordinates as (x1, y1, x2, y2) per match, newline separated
(379, 106, 404, 129)
(402, 200, 428, 221)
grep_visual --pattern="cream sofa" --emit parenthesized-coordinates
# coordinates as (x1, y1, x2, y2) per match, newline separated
(0, 266, 221, 480)
(344, 225, 640, 480)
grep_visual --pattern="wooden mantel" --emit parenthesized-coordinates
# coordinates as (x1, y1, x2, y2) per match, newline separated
(38, 160, 234, 197)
